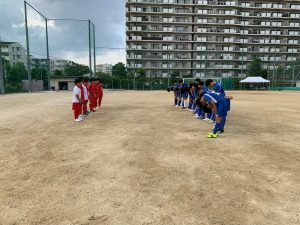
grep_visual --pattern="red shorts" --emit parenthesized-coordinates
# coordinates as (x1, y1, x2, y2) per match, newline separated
(72, 102, 82, 111)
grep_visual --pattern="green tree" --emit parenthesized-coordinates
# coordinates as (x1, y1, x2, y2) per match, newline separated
(249, 58, 268, 78)
(32, 68, 47, 80)
(112, 62, 127, 78)
(96, 71, 112, 84)
(64, 64, 90, 77)
(7, 62, 27, 84)
(53, 69, 63, 76)
(136, 68, 146, 78)
(171, 71, 180, 82)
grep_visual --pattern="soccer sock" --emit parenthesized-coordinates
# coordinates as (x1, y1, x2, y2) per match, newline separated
(74, 111, 80, 119)
(175, 98, 178, 105)
(213, 122, 221, 134)
(198, 108, 203, 117)
(220, 117, 227, 131)
(188, 102, 192, 109)
(183, 100, 186, 108)
(207, 112, 212, 119)
(177, 100, 181, 106)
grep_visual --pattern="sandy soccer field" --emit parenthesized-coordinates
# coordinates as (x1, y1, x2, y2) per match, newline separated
(0, 90, 299, 225)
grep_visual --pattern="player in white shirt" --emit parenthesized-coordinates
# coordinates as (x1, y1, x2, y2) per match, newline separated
(72, 78, 83, 122)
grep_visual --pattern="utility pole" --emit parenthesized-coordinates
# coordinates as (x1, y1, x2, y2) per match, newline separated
(24, 1, 32, 92)
(0, 37, 5, 94)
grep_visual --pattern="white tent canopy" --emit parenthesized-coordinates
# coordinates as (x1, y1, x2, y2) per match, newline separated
(240, 76, 270, 83)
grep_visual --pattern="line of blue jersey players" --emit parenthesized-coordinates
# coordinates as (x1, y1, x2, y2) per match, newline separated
(167, 78, 232, 138)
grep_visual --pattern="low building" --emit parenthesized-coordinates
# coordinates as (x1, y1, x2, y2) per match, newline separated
(0, 41, 27, 66)
(50, 76, 77, 91)
(50, 74, 89, 91)
(96, 63, 113, 75)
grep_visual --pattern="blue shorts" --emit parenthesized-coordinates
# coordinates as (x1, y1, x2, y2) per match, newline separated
(182, 92, 188, 99)
(217, 99, 230, 117)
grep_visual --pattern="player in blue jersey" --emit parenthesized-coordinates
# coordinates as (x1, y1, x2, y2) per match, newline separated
(176, 79, 188, 109)
(167, 80, 179, 106)
(199, 92, 233, 138)
(187, 83, 195, 111)
(206, 79, 226, 96)
(175, 80, 182, 107)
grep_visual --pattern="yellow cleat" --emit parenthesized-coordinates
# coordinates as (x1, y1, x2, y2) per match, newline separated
(207, 133, 218, 138)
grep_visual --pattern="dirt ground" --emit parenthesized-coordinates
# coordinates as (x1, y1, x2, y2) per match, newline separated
(0, 90, 299, 225)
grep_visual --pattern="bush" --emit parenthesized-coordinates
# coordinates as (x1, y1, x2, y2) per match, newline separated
(5, 83, 22, 92)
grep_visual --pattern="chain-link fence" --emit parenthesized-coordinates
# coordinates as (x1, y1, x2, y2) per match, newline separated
(0, 1, 96, 93)
(99, 76, 170, 91)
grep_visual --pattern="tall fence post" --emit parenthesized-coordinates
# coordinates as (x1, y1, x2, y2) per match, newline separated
(24, 1, 32, 92)
(45, 18, 51, 90)
(0, 39, 5, 94)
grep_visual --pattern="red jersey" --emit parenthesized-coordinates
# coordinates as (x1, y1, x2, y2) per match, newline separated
(95, 84, 101, 97)
(79, 84, 84, 101)
(88, 83, 95, 98)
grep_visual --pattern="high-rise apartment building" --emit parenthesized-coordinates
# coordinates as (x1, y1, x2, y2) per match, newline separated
(126, 0, 300, 78)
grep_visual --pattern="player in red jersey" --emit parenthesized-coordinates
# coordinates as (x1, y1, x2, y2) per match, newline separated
(88, 78, 96, 112)
(98, 79, 103, 108)
(82, 77, 90, 116)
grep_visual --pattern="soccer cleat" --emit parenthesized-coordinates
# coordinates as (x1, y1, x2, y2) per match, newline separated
(217, 130, 224, 134)
(175, 105, 179, 108)
(203, 118, 210, 121)
(208, 119, 215, 124)
(207, 133, 218, 138)
(74, 118, 82, 122)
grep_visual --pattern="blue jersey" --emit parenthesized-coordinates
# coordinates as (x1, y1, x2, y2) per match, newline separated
(203, 93, 224, 104)
(214, 83, 225, 96)
(189, 91, 195, 100)
(203, 88, 211, 94)
(203, 93, 230, 117)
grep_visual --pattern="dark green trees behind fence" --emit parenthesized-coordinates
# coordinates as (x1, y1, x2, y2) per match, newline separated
(249, 58, 268, 78)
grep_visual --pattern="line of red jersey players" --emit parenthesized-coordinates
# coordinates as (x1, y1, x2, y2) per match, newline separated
(72, 77, 103, 122)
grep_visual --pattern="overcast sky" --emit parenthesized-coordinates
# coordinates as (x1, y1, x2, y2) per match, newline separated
(0, 0, 126, 65)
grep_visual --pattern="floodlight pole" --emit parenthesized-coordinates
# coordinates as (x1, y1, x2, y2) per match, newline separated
(45, 18, 51, 90)
(88, 20, 92, 77)
(0, 37, 5, 95)
(24, 1, 32, 92)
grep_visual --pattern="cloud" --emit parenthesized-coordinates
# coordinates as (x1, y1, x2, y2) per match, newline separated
(0, 0, 126, 66)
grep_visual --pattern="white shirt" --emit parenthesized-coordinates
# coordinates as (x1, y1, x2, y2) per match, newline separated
(82, 84, 88, 100)
(72, 86, 81, 103)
